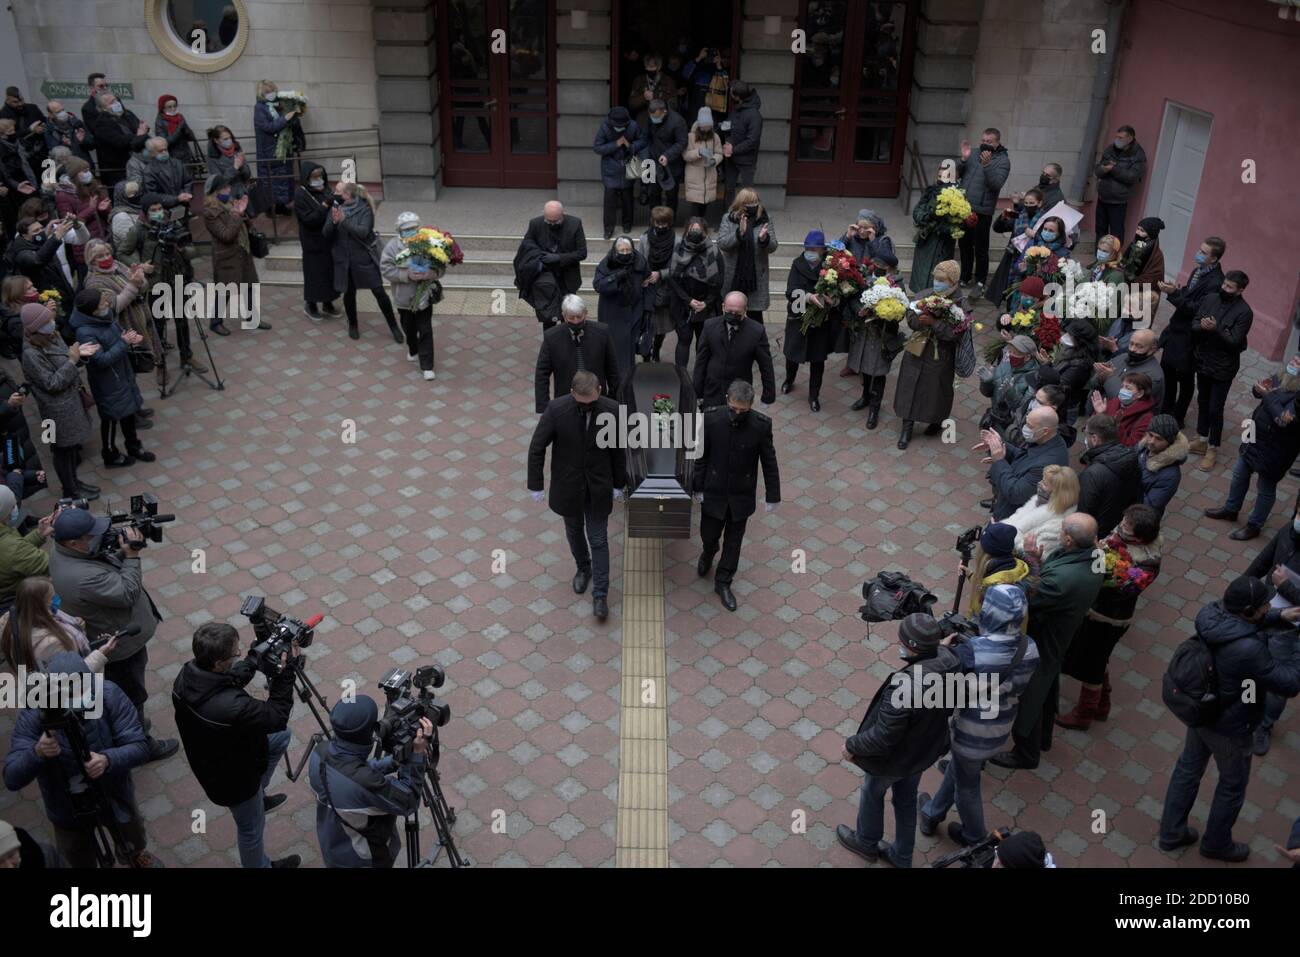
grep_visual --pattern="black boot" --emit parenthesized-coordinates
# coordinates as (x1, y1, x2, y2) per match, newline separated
(851, 377, 870, 411)
(126, 444, 157, 463)
(347, 319, 360, 341)
(866, 404, 880, 430)
(102, 448, 135, 469)
(386, 316, 405, 344)
(897, 421, 914, 450)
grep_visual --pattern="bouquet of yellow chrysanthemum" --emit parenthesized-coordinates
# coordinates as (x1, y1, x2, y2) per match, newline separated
(1010, 309, 1036, 330)
(394, 227, 460, 306)
(38, 289, 63, 317)
(934, 185, 973, 239)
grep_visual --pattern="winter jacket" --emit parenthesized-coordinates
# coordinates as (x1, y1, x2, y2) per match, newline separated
(527, 394, 628, 520)
(82, 263, 156, 357)
(958, 145, 1011, 215)
(593, 115, 647, 190)
(5, 234, 77, 308)
(1159, 263, 1224, 372)
(727, 90, 764, 171)
(323, 200, 383, 293)
(89, 108, 149, 182)
(1193, 601, 1300, 739)
(21, 338, 92, 449)
(716, 212, 778, 312)
(1246, 525, 1300, 605)
(1078, 440, 1143, 536)
(206, 138, 252, 199)
(53, 183, 108, 267)
(141, 154, 191, 208)
(1140, 432, 1188, 517)
(639, 109, 688, 185)
(0, 525, 50, 602)
(3, 657, 149, 828)
(682, 124, 723, 205)
(1004, 499, 1076, 560)
(846, 647, 962, 777)
(1191, 293, 1254, 381)
(967, 558, 1031, 622)
(308, 738, 423, 867)
(204, 197, 258, 285)
(1094, 140, 1147, 205)
(380, 236, 443, 311)
(172, 658, 295, 807)
(950, 630, 1040, 761)
(980, 357, 1040, 434)
(1099, 349, 1165, 407)
(252, 99, 293, 164)
(1240, 385, 1300, 483)
(69, 306, 143, 421)
(294, 163, 335, 304)
(1100, 393, 1155, 447)
(42, 114, 95, 163)
(0, 609, 102, 673)
(47, 543, 161, 662)
(988, 434, 1069, 521)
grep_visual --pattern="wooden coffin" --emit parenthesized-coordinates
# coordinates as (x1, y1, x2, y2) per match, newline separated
(620, 361, 697, 540)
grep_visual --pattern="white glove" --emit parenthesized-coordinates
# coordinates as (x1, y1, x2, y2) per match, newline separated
(764, 502, 778, 514)
(613, 489, 624, 502)
(694, 493, 704, 504)
(530, 490, 545, 503)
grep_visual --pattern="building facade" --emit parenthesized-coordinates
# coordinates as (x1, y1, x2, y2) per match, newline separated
(6, 0, 1299, 351)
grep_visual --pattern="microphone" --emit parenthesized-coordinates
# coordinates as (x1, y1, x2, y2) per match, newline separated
(303, 614, 324, 629)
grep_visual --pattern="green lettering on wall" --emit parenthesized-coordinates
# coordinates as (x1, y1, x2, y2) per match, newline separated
(39, 81, 134, 101)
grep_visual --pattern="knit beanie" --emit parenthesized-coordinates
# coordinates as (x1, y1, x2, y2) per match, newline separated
(20, 303, 55, 335)
(1146, 414, 1179, 443)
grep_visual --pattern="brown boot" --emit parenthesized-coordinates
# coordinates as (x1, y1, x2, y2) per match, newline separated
(1094, 672, 1112, 721)
(1056, 685, 1103, 730)
(1198, 447, 1217, 472)
(1187, 434, 1208, 455)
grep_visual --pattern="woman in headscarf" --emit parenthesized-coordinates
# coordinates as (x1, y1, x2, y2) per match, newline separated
(593, 235, 655, 377)
(717, 188, 777, 323)
(893, 259, 964, 450)
(665, 216, 724, 369)
(636, 206, 678, 363)
(985, 187, 1044, 308)
(52, 156, 110, 280)
(205, 125, 251, 199)
(840, 209, 895, 265)
(1087, 234, 1124, 284)
(1120, 216, 1165, 287)
(323, 182, 401, 343)
(252, 80, 299, 214)
(782, 230, 840, 413)
(153, 93, 201, 169)
(908, 159, 960, 294)
(293, 161, 339, 320)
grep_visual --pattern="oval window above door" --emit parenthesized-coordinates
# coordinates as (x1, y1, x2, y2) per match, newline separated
(145, 0, 250, 74)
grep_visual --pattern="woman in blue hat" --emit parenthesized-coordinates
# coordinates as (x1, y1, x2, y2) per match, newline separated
(781, 230, 839, 413)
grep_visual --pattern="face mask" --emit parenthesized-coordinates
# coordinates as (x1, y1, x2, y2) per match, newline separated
(1118, 388, 1135, 405)
(56, 110, 69, 122)
(149, 211, 165, 222)
(1009, 354, 1027, 369)
(309, 178, 324, 190)
(50, 594, 61, 613)
(22, 289, 39, 302)
(803, 251, 821, 264)
(613, 125, 627, 134)
(216, 193, 231, 203)
(77, 170, 93, 184)
(1060, 334, 1075, 349)
(96, 256, 114, 270)
(1293, 519, 1300, 535)
(165, 107, 178, 116)
(615, 252, 633, 264)
(399, 227, 418, 239)
(1128, 349, 1150, 363)
(1022, 424, 1037, 444)
(1113, 139, 1125, 150)
(729, 408, 748, 426)
(687, 230, 704, 243)
(933, 281, 950, 294)
(1287, 363, 1300, 377)
(1023, 204, 1038, 215)
(37, 323, 56, 336)
(1036, 488, 1050, 506)
(654, 225, 670, 235)
(744, 206, 759, 219)
(1194, 252, 1207, 265)
(1221, 289, 1238, 300)
(219, 137, 233, 148)
(1040, 230, 1058, 243)
(109, 102, 123, 115)
(155, 151, 169, 161)
(1038, 174, 1052, 187)
(724, 312, 744, 324)
(651, 115, 665, 125)
(1096, 250, 1111, 262)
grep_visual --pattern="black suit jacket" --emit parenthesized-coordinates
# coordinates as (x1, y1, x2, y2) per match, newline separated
(1159, 262, 1223, 370)
(528, 394, 627, 519)
(520, 214, 587, 295)
(691, 407, 780, 521)
(535, 321, 621, 413)
(692, 315, 776, 409)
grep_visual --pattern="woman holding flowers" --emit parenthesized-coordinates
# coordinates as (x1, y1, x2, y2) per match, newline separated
(908, 159, 965, 294)
(986, 187, 1044, 308)
(324, 182, 402, 343)
(1087, 234, 1125, 285)
(849, 277, 908, 429)
(893, 259, 969, 450)
(252, 80, 302, 214)
(1058, 503, 1162, 730)
(781, 231, 847, 413)
(381, 212, 462, 381)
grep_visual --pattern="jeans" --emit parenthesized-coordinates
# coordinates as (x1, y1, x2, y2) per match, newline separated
(228, 729, 293, 868)
(855, 769, 921, 867)
(1094, 201, 1128, 243)
(921, 753, 987, 842)
(1159, 724, 1251, 853)
(399, 304, 435, 371)
(602, 187, 633, 235)
(1161, 361, 1196, 426)
(958, 212, 994, 285)
(562, 497, 610, 599)
(1194, 373, 1233, 447)
(1223, 454, 1278, 528)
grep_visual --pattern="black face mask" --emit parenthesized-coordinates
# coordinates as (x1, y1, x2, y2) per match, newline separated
(687, 230, 704, 243)
(654, 225, 671, 235)
(743, 206, 759, 219)
(568, 320, 586, 334)
(1038, 174, 1052, 187)
(1128, 348, 1149, 361)
(576, 399, 598, 414)
(724, 312, 744, 324)
(615, 252, 633, 264)
(729, 408, 748, 426)
(1221, 289, 1238, 300)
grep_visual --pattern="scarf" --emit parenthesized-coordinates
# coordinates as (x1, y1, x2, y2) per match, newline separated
(731, 212, 764, 296)
(646, 227, 675, 269)
(157, 94, 184, 135)
(216, 139, 238, 158)
(672, 236, 721, 288)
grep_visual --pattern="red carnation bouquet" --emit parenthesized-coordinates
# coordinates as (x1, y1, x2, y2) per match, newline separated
(800, 248, 868, 335)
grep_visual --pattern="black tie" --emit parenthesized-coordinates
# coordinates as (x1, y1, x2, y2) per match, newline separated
(726, 322, 736, 342)
(573, 331, 586, 371)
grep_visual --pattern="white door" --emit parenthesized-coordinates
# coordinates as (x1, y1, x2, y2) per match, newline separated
(1147, 104, 1212, 280)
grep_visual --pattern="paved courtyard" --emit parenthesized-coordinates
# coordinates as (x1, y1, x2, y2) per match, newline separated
(1, 282, 1296, 869)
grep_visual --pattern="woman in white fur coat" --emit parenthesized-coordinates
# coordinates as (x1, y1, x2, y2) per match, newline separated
(1004, 464, 1079, 559)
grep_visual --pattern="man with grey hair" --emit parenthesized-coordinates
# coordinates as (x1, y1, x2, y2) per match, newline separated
(992, 512, 1103, 770)
(692, 379, 780, 611)
(88, 91, 149, 188)
(139, 136, 192, 213)
(516, 200, 587, 329)
(534, 294, 620, 413)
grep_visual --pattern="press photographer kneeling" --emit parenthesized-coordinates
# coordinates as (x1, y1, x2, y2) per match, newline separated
(172, 622, 300, 869)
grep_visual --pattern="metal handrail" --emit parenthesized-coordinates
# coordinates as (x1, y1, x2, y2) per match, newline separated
(900, 138, 927, 217)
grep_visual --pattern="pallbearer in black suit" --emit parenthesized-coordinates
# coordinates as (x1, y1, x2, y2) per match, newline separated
(527, 371, 628, 622)
(692, 292, 776, 411)
(535, 294, 621, 414)
(693, 380, 781, 612)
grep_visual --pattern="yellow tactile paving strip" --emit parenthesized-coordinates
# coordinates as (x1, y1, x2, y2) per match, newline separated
(615, 535, 669, 867)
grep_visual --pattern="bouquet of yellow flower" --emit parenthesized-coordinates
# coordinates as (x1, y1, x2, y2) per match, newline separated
(934, 186, 973, 239)
(393, 227, 460, 307)
(38, 289, 63, 317)
(1009, 309, 1036, 330)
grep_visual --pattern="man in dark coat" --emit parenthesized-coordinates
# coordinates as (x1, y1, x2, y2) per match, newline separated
(692, 292, 776, 410)
(527, 371, 627, 622)
(692, 380, 780, 612)
(1077, 415, 1143, 536)
(139, 137, 192, 213)
(1158, 577, 1300, 862)
(984, 405, 1069, 521)
(593, 106, 646, 240)
(722, 83, 763, 210)
(956, 128, 1011, 289)
(1, 87, 46, 171)
(81, 73, 110, 130)
(1093, 125, 1147, 242)
(534, 294, 620, 413)
(1158, 236, 1225, 425)
(5, 217, 77, 308)
(835, 613, 962, 868)
(1204, 365, 1300, 541)
(515, 201, 587, 329)
(1095, 328, 1164, 407)
(293, 161, 339, 318)
(992, 514, 1103, 770)
(1187, 271, 1254, 472)
(639, 99, 687, 213)
(1243, 497, 1300, 755)
(1037, 161, 1065, 212)
(88, 92, 149, 188)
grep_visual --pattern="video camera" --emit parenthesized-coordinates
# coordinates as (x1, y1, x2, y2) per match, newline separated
(932, 826, 1013, 868)
(240, 595, 321, 678)
(147, 218, 189, 246)
(105, 494, 174, 549)
(954, 525, 981, 562)
(376, 665, 451, 764)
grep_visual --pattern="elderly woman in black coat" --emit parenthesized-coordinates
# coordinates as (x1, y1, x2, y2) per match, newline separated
(665, 217, 724, 369)
(1049, 318, 1100, 427)
(322, 182, 401, 343)
(593, 235, 655, 378)
(894, 259, 964, 450)
(294, 162, 339, 320)
(782, 230, 840, 413)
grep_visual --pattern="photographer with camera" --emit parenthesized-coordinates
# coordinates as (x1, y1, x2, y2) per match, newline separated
(172, 621, 300, 869)
(308, 696, 429, 867)
(835, 613, 961, 868)
(3, 651, 162, 867)
(47, 508, 177, 762)
(117, 199, 206, 374)
(919, 585, 1040, 848)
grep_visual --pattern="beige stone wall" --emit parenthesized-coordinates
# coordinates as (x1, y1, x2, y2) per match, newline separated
(11, 0, 382, 180)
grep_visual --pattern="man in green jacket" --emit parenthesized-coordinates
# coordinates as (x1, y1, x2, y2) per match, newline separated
(992, 513, 1103, 769)
(0, 488, 56, 606)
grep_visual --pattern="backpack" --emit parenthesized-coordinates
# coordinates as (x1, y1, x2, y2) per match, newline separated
(1161, 632, 1221, 727)
(859, 571, 937, 623)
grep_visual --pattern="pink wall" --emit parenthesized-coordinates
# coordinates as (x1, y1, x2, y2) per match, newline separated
(1096, 0, 1300, 358)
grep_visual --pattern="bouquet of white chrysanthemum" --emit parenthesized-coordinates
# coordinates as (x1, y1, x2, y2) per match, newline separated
(1058, 258, 1085, 283)
(1066, 280, 1118, 323)
(270, 91, 308, 158)
(851, 279, 910, 336)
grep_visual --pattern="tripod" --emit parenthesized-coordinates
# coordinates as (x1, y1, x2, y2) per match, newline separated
(155, 244, 226, 398)
(402, 750, 470, 869)
(281, 657, 333, 783)
(44, 708, 137, 867)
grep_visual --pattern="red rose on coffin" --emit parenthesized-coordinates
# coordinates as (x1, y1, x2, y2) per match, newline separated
(965, 213, 979, 227)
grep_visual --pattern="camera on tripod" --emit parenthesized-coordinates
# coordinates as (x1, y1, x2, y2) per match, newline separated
(954, 525, 981, 562)
(105, 494, 174, 549)
(376, 666, 451, 764)
(147, 219, 188, 247)
(932, 826, 1012, 868)
(240, 594, 320, 677)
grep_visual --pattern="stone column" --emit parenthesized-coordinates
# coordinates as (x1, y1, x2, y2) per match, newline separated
(740, 0, 798, 210)
(556, 0, 612, 208)
(374, 0, 440, 201)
